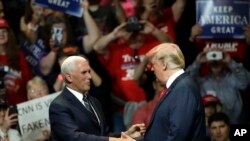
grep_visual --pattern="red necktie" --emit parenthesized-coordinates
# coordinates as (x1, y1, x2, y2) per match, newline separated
(160, 87, 168, 98)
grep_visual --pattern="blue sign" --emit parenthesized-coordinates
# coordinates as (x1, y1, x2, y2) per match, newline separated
(35, 0, 83, 17)
(196, 0, 250, 39)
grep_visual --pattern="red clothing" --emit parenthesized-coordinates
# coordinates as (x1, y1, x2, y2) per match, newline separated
(0, 51, 33, 104)
(149, 8, 177, 43)
(131, 96, 160, 127)
(98, 41, 160, 111)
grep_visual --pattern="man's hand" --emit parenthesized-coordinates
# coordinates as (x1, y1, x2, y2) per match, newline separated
(124, 123, 146, 138)
(121, 132, 136, 141)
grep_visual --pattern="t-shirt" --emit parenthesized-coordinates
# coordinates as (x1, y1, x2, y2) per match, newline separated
(0, 51, 32, 104)
(150, 8, 177, 42)
(98, 40, 160, 111)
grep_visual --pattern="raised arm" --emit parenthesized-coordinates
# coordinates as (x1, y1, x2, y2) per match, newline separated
(93, 22, 127, 55)
(82, 0, 101, 53)
(171, 0, 186, 22)
(140, 20, 173, 43)
(113, 0, 127, 23)
(20, 5, 44, 43)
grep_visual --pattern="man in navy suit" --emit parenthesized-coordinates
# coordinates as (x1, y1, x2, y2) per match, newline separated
(49, 56, 145, 141)
(135, 43, 206, 141)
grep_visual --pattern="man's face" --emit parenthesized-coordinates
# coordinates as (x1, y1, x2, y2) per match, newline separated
(204, 104, 217, 118)
(210, 121, 230, 141)
(69, 60, 91, 94)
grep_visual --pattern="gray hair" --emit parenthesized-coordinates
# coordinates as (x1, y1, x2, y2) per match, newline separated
(61, 56, 86, 75)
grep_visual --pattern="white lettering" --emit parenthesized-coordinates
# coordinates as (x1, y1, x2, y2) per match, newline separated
(211, 26, 235, 34)
(48, 0, 70, 8)
(213, 6, 233, 13)
(234, 129, 247, 136)
(199, 15, 248, 25)
(205, 42, 238, 52)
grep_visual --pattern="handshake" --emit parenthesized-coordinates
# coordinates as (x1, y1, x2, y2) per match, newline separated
(118, 123, 146, 141)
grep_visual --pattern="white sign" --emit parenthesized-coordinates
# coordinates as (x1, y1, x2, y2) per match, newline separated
(17, 92, 59, 141)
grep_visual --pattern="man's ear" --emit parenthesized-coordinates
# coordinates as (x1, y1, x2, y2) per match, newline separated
(64, 73, 72, 83)
(162, 59, 168, 71)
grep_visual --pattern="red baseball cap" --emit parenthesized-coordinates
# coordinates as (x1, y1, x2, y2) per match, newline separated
(0, 18, 9, 28)
(202, 95, 221, 106)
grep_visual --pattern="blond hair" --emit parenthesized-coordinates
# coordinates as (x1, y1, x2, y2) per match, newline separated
(148, 43, 185, 69)
(27, 76, 48, 91)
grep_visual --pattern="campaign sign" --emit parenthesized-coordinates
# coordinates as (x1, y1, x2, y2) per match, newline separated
(35, 0, 83, 17)
(196, 0, 249, 39)
(17, 93, 59, 141)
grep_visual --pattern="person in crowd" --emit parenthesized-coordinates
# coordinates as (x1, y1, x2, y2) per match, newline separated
(49, 56, 145, 141)
(71, 0, 125, 37)
(208, 112, 231, 141)
(133, 43, 206, 141)
(0, 99, 21, 141)
(26, 76, 49, 100)
(186, 47, 250, 125)
(25, 76, 51, 141)
(19, 0, 57, 93)
(0, 18, 32, 105)
(135, 0, 186, 42)
(53, 47, 79, 92)
(21, 0, 100, 93)
(20, 0, 45, 44)
(202, 95, 222, 141)
(130, 76, 165, 127)
(93, 18, 168, 132)
(0, 0, 5, 18)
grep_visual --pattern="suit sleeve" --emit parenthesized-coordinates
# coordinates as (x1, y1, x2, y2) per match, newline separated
(49, 102, 109, 141)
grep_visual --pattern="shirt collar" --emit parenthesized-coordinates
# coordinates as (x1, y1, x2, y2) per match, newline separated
(166, 69, 184, 88)
(66, 87, 84, 102)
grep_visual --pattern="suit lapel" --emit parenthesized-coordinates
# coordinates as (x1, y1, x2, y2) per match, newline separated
(62, 88, 101, 129)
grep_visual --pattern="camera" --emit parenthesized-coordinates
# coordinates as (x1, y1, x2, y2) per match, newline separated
(8, 105, 18, 115)
(206, 51, 223, 61)
(51, 27, 63, 47)
(126, 16, 143, 32)
(0, 65, 7, 99)
(0, 99, 8, 109)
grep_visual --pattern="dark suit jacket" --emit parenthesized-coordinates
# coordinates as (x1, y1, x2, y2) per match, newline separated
(139, 72, 206, 141)
(49, 88, 109, 141)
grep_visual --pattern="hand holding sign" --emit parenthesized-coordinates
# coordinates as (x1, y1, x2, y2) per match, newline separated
(35, 0, 83, 17)
(32, 5, 44, 23)
(81, 0, 89, 12)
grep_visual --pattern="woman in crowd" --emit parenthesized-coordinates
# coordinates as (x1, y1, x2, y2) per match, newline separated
(0, 18, 32, 105)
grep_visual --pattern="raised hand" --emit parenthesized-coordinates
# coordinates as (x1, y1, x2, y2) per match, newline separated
(2, 108, 18, 133)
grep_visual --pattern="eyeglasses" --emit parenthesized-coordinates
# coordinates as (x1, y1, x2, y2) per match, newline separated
(0, 29, 7, 33)
(28, 89, 47, 95)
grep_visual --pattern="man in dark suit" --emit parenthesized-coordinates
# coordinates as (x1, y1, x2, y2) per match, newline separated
(134, 43, 206, 141)
(49, 56, 145, 141)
